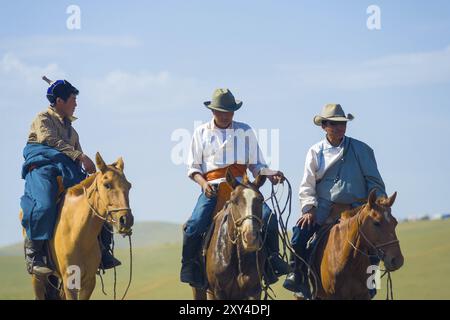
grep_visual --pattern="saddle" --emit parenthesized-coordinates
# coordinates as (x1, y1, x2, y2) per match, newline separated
(306, 204, 352, 279)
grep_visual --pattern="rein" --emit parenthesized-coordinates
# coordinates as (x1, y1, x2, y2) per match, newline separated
(223, 191, 268, 299)
(82, 175, 133, 300)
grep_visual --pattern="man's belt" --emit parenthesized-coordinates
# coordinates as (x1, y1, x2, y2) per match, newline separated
(204, 164, 247, 182)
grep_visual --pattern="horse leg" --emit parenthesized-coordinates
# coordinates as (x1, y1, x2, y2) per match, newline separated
(61, 274, 79, 300)
(31, 275, 47, 300)
(206, 290, 216, 300)
(192, 287, 207, 300)
(78, 276, 96, 300)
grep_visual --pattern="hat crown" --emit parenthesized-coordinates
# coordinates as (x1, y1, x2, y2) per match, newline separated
(321, 103, 345, 118)
(212, 88, 237, 107)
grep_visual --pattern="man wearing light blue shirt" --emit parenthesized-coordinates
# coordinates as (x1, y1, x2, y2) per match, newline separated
(283, 104, 386, 299)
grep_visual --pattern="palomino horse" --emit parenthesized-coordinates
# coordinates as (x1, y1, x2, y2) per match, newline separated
(311, 190, 404, 299)
(194, 169, 268, 300)
(22, 153, 134, 300)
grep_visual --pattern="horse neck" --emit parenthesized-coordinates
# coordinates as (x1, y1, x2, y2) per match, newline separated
(339, 211, 371, 272)
(64, 179, 105, 243)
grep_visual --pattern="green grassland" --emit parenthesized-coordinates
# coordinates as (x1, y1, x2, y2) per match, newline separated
(1, 219, 449, 300)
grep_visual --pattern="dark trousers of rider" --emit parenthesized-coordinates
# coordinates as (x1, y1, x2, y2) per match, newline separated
(291, 224, 321, 263)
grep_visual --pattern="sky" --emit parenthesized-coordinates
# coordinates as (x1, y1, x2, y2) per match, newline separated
(1, 0, 450, 246)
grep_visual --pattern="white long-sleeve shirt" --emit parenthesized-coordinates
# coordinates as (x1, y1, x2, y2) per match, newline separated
(187, 119, 267, 184)
(299, 136, 346, 213)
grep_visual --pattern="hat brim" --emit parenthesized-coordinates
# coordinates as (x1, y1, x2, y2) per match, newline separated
(314, 113, 354, 126)
(204, 100, 243, 112)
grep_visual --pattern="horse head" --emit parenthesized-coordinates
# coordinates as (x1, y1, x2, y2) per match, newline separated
(359, 189, 404, 271)
(94, 152, 134, 235)
(225, 168, 267, 252)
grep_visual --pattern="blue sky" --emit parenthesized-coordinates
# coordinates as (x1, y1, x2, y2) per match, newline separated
(1, 0, 450, 246)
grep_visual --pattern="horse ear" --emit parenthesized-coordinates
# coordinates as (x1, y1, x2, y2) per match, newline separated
(386, 192, 397, 207)
(226, 167, 239, 189)
(367, 189, 377, 208)
(253, 174, 267, 189)
(242, 171, 249, 185)
(95, 152, 107, 173)
(115, 157, 124, 171)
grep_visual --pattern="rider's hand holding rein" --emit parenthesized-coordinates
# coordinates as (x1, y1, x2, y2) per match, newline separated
(297, 207, 316, 230)
(192, 173, 217, 198)
(78, 153, 96, 174)
(268, 171, 285, 185)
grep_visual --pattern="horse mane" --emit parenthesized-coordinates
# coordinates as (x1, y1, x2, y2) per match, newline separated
(340, 195, 391, 221)
(341, 204, 366, 220)
(67, 173, 98, 196)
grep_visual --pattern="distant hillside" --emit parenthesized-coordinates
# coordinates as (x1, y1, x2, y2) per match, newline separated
(1, 219, 450, 299)
(0, 221, 182, 256)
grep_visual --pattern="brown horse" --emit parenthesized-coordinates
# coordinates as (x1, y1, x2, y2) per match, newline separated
(22, 152, 134, 300)
(195, 169, 267, 300)
(311, 190, 404, 299)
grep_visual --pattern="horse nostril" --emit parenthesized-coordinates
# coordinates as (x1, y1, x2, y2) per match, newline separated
(120, 216, 126, 227)
(390, 257, 396, 267)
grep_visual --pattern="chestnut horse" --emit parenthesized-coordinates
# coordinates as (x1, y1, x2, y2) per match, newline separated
(194, 169, 267, 300)
(22, 153, 134, 300)
(311, 190, 404, 299)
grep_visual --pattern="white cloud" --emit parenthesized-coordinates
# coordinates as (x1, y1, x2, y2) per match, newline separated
(0, 53, 64, 83)
(0, 53, 65, 109)
(0, 53, 205, 115)
(0, 35, 141, 58)
(280, 45, 450, 90)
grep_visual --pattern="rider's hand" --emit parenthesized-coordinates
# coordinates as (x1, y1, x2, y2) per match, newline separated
(267, 170, 285, 185)
(201, 181, 217, 198)
(296, 207, 316, 230)
(78, 154, 96, 174)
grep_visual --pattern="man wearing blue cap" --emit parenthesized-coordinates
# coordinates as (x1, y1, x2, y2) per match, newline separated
(20, 78, 120, 276)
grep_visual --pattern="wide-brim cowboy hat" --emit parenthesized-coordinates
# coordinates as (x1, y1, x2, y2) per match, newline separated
(313, 103, 354, 126)
(204, 88, 243, 112)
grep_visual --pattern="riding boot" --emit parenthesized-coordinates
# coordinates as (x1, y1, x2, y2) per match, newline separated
(180, 231, 204, 288)
(99, 225, 121, 270)
(265, 229, 290, 277)
(283, 252, 303, 292)
(24, 238, 53, 276)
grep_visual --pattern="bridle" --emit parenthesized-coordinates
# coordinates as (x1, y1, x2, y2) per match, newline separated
(83, 174, 132, 231)
(347, 204, 400, 261)
(225, 192, 265, 251)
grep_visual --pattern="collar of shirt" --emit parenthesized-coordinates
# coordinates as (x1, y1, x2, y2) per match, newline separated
(48, 106, 78, 124)
(208, 118, 234, 130)
(323, 135, 346, 149)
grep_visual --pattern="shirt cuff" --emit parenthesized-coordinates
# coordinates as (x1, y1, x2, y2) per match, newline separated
(187, 168, 203, 179)
(66, 150, 83, 162)
(302, 204, 316, 214)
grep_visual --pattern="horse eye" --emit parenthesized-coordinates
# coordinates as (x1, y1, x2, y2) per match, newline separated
(104, 183, 112, 189)
(374, 221, 381, 227)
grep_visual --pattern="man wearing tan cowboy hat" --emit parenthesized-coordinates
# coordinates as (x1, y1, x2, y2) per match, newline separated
(283, 103, 387, 299)
(180, 88, 290, 288)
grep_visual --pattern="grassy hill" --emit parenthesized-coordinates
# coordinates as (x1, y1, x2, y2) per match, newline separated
(1, 220, 449, 300)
